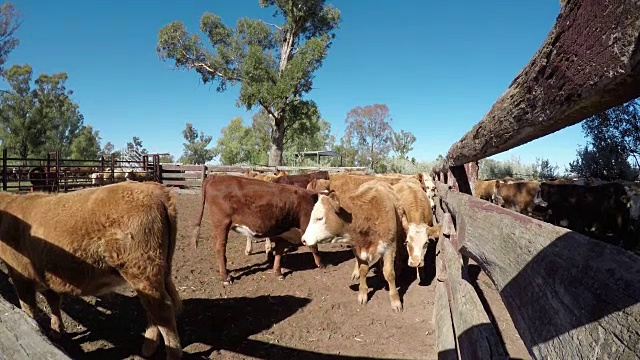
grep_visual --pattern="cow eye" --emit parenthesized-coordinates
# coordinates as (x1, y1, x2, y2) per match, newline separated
(315, 216, 324, 222)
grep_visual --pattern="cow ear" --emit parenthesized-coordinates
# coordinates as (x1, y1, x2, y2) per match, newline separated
(495, 180, 501, 188)
(327, 190, 340, 204)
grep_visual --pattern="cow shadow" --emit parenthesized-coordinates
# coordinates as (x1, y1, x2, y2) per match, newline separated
(230, 247, 354, 282)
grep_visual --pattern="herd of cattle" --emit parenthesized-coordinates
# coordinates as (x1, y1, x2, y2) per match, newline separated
(0, 168, 637, 359)
(474, 176, 640, 249)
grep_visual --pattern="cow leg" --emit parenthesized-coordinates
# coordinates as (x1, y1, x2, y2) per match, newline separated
(351, 258, 360, 281)
(272, 238, 286, 280)
(382, 248, 403, 312)
(8, 270, 37, 319)
(42, 290, 65, 339)
(244, 236, 253, 256)
(308, 244, 325, 269)
(265, 238, 273, 254)
(356, 257, 370, 305)
(213, 221, 233, 286)
(123, 274, 182, 360)
(141, 313, 161, 357)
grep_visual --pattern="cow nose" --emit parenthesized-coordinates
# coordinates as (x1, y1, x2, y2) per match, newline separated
(301, 238, 307, 246)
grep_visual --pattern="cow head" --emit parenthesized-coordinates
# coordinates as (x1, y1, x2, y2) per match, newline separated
(301, 191, 350, 246)
(491, 180, 505, 206)
(401, 217, 441, 268)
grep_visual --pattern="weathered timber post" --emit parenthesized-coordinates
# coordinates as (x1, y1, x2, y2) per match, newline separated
(2, 148, 7, 192)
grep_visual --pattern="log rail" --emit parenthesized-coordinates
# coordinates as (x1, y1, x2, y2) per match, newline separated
(431, 0, 640, 359)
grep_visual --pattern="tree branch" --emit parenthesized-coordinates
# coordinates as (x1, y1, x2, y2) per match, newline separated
(259, 19, 282, 31)
(181, 50, 242, 82)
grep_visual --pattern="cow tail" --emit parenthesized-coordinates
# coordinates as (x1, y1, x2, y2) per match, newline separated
(191, 176, 208, 250)
(163, 188, 183, 315)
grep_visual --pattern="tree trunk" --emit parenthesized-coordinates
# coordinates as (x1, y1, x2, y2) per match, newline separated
(269, 116, 285, 166)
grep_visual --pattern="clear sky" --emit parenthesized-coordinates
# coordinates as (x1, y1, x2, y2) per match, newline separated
(4, 0, 585, 170)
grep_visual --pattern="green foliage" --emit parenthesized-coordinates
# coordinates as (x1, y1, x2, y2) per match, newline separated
(342, 104, 394, 169)
(69, 125, 100, 159)
(392, 129, 416, 159)
(214, 117, 257, 165)
(159, 154, 175, 163)
(126, 136, 148, 155)
(568, 98, 640, 180)
(156, 0, 341, 165)
(179, 122, 216, 165)
(381, 156, 435, 175)
(478, 155, 535, 180)
(531, 157, 559, 180)
(0, 2, 21, 74)
(0, 64, 91, 159)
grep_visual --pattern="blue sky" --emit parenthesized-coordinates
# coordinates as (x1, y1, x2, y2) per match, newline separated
(4, 0, 585, 170)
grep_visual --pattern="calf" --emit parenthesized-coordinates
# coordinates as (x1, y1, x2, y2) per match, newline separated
(191, 175, 326, 285)
(301, 180, 406, 312)
(392, 181, 441, 270)
(0, 181, 182, 360)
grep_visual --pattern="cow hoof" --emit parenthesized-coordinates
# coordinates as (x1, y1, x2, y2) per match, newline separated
(222, 278, 233, 287)
(357, 292, 368, 305)
(277, 274, 285, 281)
(351, 273, 360, 281)
(390, 300, 403, 313)
(244, 250, 251, 256)
(316, 262, 326, 269)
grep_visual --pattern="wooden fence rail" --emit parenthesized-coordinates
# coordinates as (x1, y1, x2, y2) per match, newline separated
(433, 179, 640, 359)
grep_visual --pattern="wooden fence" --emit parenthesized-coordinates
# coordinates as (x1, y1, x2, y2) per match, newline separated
(431, 1, 640, 359)
(158, 164, 369, 188)
(0, 150, 159, 193)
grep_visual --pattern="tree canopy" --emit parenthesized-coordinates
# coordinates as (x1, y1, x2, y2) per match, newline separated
(568, 98, 640, 181)
(342, 104, 394, 170)
(0, 2, 20, 75)
(0, 64, 96, 159)
(156, 0, 341, 165)
(179, 122, 216, 165)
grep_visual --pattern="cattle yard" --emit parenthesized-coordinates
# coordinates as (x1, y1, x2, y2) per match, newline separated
(1, 2, 640, 360)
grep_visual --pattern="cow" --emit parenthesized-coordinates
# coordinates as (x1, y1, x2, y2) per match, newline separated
(392, 181, 441, 273)
(191, 175, 327, 286)
(0, 181, 182, 360)
(492, 180, 548, 216)
(306, 178, 331, 192)
(539, 182, 630, 242)
(301, 180, 406, 312)
(244, 171, 329, 257)
(273, 170, 330, 188)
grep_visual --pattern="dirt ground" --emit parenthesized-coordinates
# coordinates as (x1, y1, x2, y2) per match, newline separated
(0, 191, 531, 360)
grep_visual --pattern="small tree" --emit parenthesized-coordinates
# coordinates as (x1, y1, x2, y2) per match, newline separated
(179, 123, 216, 165)
(342, 104, 394, 170)
(157, 0, 341, 165)
(531, 157, 559, 180)
(214, 117, 256, 165)
(68, 125, 101, 160)
(392, 129, 416, 160)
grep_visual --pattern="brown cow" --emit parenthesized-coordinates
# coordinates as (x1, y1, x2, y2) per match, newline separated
(392, 181, 441, 270)
(492, 180, 548, 216)
(306, 178, 331, 192)
(191, 175, 327, 285)
(301, 180, 406, 312)
(273, 170, 330, 188)
(0, 181, 182, 360)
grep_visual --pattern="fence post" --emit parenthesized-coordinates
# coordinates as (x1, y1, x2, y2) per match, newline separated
(2, 148, 6, 192)
(100, 155, 105, 172)
(110, 153, 115, 182)
(154, 154, 161, 183)
(55, 151, 61, 193)
(201, 164, 207, 185)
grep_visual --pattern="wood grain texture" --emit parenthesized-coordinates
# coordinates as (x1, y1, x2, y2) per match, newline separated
(434, 281, 458, 360)
(440, 236, 507, 360)
(436, 181, 640, 359)
(0, 298, 71, 360)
